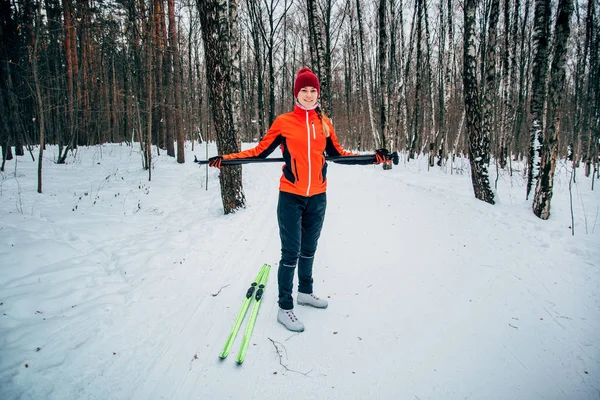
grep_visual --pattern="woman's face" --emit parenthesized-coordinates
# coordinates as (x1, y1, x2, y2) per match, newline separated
(297, 87, 318, 109)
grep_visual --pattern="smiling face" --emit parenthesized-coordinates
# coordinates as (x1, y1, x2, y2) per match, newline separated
(297, 86, 319, 109)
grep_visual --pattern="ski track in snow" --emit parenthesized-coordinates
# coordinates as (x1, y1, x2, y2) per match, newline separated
(0, 143, 599, 400)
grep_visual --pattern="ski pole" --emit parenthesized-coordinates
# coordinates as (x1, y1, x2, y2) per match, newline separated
(194, 152, 399, 166)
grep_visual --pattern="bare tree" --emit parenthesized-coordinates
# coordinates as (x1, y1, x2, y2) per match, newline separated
(307, 0, 330, 112)
(246, 0, 268, 139)
(247, 0, 292, 126)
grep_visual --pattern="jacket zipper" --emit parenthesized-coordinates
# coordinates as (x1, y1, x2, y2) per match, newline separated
(305, 111, 312, 196)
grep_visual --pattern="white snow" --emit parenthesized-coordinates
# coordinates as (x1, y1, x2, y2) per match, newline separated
(1, 143, 599, 400)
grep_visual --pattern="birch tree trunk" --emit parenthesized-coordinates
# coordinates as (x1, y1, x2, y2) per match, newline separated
(409, 0, 423, 159)
(526, 0, 551, 199)
(464, 0, 495, 204)
(378, 0, 391, 168)
(198, 0, 246, 214)
(532, 0, 574, 219)
(229, 0, 242, 143)
(578, 0, 597, 176)
(482, 0, 499, 167)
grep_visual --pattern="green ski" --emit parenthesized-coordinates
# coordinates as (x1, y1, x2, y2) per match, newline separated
(236, 264, 271, 364)
(219, 264, 269, 359)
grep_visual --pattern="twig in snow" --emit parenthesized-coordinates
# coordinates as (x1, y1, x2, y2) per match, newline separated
(211, 284, 230, 297)
(284, 332, 301, 341)
(509, 324, 518, 329)
(268, 337, 311, 376)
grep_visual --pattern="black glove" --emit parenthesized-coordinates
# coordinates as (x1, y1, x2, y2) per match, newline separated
(374, 149, 390, 164)
(208, 155, 223, 168)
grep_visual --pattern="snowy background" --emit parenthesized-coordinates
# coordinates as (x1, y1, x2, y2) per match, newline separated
(1, 143, 599, 399)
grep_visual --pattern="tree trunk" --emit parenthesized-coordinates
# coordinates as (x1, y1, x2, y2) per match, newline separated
(168, 0, 185, 162)
(198, 0, 245, 214)
(32, 0, 45, 193)
(60, 0, 77, 163)
(378, 0, 391, 167)
(409, 0, 423, 159)
(513, 0, 531, 161)
(464, 0, 495, 204)
(532, 0, 574, 219)
(482, 0, 499, 166)
(247, 0, 265, 138)
(526, 0, 552, 199)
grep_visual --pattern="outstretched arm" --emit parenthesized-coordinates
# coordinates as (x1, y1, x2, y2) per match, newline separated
(208, 119, 283, 167)
(324, 119, 389, 165)
(225, 119, 283, 160)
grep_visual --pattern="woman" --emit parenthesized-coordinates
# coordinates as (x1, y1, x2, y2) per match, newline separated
(209, 68, 386, 332)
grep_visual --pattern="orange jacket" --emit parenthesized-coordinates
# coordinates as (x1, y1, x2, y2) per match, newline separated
(224, 105, 353, 197)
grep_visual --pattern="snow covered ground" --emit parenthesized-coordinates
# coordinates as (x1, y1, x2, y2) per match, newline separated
(0, 143, 598, 400)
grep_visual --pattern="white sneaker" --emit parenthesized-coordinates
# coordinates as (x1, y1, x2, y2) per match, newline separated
(277, 308, 305, 332)
(297, 292, 328, 309)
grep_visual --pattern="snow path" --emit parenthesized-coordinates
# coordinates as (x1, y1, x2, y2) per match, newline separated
(0, 144, 598, 399)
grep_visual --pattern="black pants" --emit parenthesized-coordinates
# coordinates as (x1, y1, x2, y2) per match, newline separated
(277, 191, 327, 310)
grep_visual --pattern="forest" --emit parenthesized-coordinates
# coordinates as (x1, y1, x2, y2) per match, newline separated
(0, 0, 598, 217)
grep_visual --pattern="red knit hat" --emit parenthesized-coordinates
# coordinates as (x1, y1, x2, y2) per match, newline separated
(294, 68, 320, 98)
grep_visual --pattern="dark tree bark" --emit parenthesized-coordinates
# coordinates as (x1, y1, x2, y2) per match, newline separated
(32, 0, 45, 193)
(58, 0, 78, 163)
(168, 0, 184, 163)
